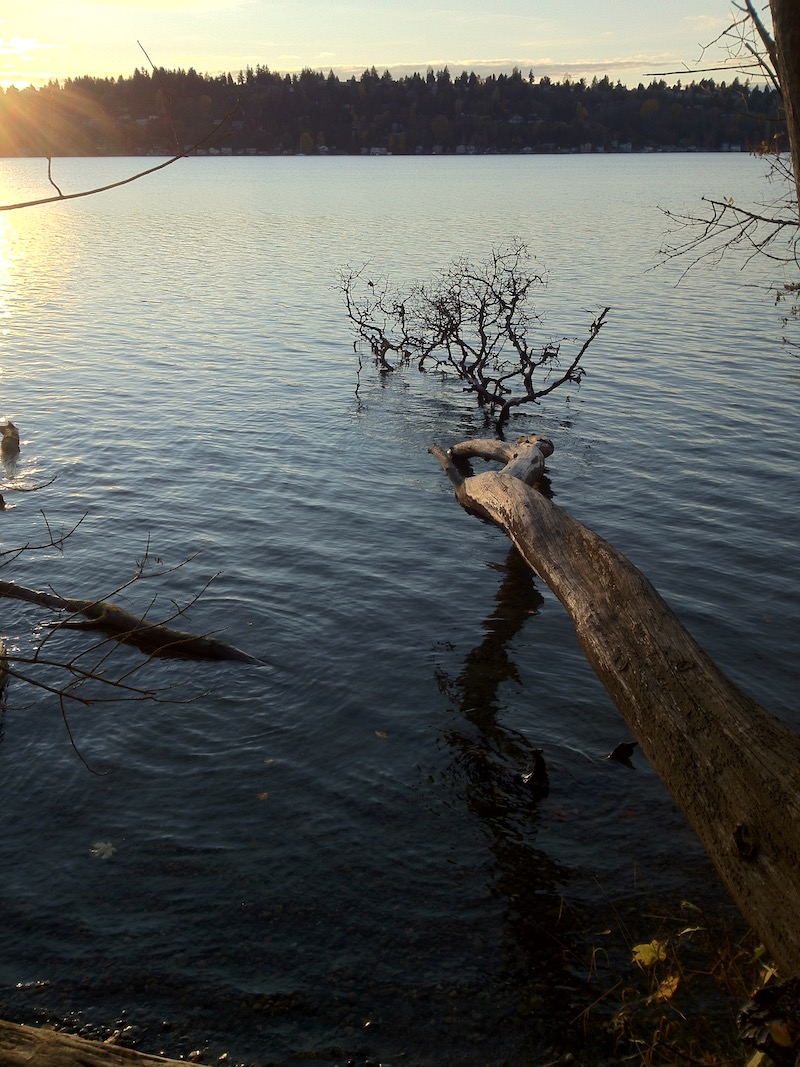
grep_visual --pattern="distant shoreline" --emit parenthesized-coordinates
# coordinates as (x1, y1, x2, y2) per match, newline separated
(0, 145, 750, 161)
(1, 69, 780, 160)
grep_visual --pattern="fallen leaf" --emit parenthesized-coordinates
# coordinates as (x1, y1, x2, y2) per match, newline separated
(760, 962, 779, 986)
(632, 940, 667, 968)
(767, 1021, 793, 1048)
(90, 842, 116, 860)
(375, 731, 388, 740)
(648, 974, 680, 1002)
(257, 792, 270, 801)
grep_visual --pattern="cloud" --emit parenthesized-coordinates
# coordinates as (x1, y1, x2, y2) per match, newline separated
(79, 0, 245, 10)
(683, 14, 729, 35)
(285, 53, 699, 86)
(0, 36, 56, 57)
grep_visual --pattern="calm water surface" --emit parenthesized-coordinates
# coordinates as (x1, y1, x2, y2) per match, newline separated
(0, 155, 798, 1064)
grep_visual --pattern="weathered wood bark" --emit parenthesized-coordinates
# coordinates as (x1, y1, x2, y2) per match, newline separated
(0, 581, 258, 664)
(431, 434, 800, 975)
(769, 0, 800, 211)
(0, 1019, 187, 1067)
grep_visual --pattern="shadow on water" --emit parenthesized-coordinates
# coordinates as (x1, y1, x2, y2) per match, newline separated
(435, 542, 607, 1060)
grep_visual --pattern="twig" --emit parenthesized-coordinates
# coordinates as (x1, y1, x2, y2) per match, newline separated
(138, 41, 182, 157)
(0, 100, 242, 213)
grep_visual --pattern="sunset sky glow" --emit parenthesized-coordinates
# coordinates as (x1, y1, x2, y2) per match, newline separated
(1, 1, 751, 90)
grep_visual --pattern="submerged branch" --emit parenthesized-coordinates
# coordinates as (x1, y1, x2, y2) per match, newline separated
(341, 242, 607, 428)
(0, 580, 259, 664)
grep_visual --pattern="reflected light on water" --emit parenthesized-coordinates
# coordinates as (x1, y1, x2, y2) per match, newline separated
(0, 212, 17, 343)
(0, 188, 82, 387)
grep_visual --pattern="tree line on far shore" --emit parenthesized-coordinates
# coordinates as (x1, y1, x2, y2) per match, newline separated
(0, 64, 786, 158)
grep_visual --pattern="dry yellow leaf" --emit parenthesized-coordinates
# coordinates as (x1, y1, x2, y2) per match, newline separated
(767, 1021, 793, 1048)
(648, 974, 680, 1002)
(746, 1053, 767, 1067)
(632, 940, 667, 968)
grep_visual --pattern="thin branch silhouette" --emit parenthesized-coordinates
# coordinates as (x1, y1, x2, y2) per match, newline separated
(0, 100, 241, 213)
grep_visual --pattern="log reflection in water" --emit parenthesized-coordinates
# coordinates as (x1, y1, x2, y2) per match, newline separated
(437, 545, 584, 1003)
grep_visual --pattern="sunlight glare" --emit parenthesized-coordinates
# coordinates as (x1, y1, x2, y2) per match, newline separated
(1, 33, 54, 88)
(0, 213, 18, 339)
(0, 212, 15, 281)
(0, 35, 40, 57)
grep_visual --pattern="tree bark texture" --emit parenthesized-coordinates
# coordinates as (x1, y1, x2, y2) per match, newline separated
(0, 1019, 187, 1067)
(770, 0, 800, 211)
(431, 435, 800, 975)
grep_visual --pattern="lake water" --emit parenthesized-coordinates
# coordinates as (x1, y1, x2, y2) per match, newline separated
(0, 154, 798, 1065)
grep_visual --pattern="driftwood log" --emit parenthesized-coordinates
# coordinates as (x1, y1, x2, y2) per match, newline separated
(0, 1019, 187, 1067)
(431, 433, 800, 975)
(0, 580, 258, 664)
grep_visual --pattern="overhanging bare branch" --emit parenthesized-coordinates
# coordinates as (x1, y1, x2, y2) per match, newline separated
(0, 99, 242, 213)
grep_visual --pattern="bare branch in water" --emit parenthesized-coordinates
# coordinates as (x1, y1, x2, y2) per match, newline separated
(340, 241, 608, 430)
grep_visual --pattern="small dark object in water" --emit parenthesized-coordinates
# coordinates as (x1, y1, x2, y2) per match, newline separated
(1, 421, 20, 456)
(0, 494, 5, 510)
(608, 740, 638, 763)
(521, 747, 549, 796)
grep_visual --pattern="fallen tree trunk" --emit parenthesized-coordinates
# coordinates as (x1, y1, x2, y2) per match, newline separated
(0, 1019, 187, 1067)
(431, 433, 800, 975)
(0, 581, 258, 664)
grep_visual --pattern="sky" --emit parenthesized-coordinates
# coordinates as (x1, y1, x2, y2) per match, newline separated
(0, 0, 755, 90)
